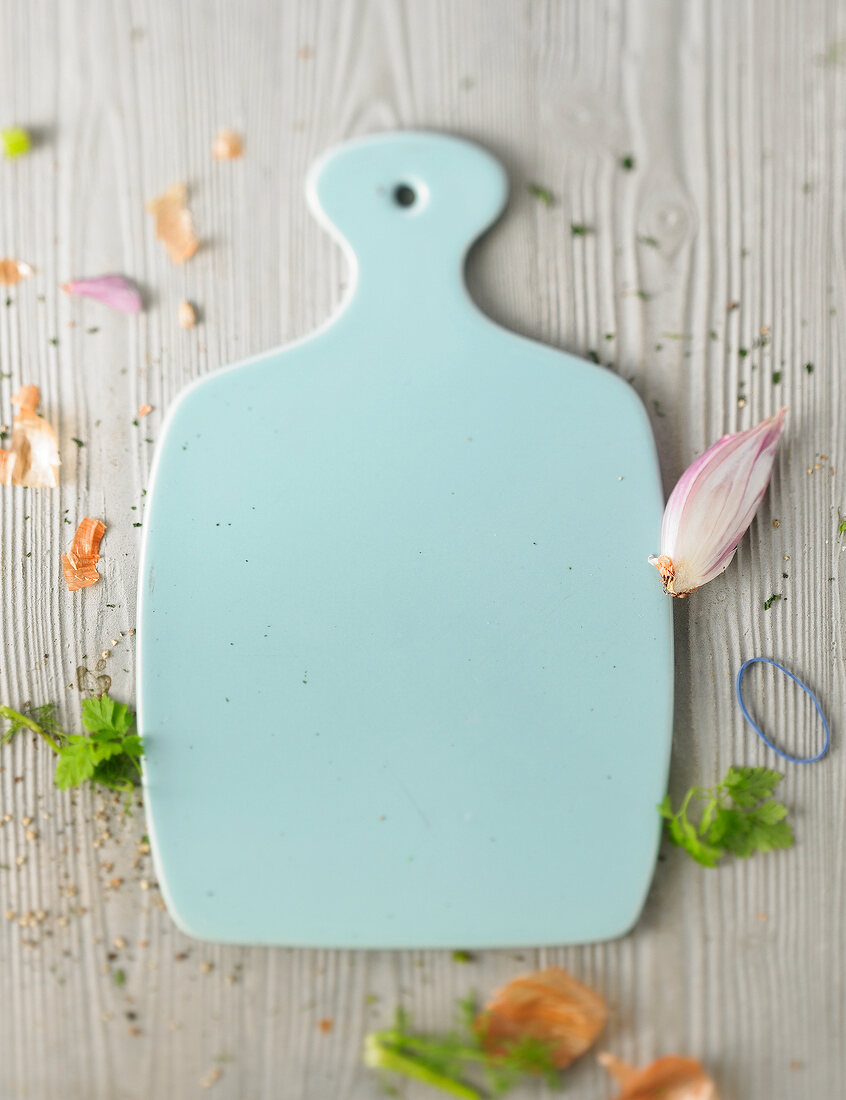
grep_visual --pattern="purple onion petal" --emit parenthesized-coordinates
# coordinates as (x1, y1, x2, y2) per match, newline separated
(62, 275, 142, 314)
(651, 409, 787, 595)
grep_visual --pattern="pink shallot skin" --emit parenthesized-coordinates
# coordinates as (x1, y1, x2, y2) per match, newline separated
(62, 274, 142, 314)
(649, 409, 787, 597)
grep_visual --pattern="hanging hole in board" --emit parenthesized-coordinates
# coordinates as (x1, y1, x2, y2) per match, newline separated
(393, 183, 417, 208)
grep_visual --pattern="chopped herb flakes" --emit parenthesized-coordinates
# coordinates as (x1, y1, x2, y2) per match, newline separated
(764, 593, 782, 610)
(620, 154, 636, 171)
(570, 223, 593, 237)
(805, 362, 814, 374)
(1, 127, 31, 159)
(637, 235, 659, 248)
(527, 182, 554, 207)
(71, 438, 84, 448)
(772, 371, 782, 385)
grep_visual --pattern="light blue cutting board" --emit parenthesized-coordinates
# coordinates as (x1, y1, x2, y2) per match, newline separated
(138, 131, 673, 948)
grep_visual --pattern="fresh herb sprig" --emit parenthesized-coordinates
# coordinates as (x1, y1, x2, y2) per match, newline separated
(0, 695, 142, 793)
(364, 997, 560, 1099)
(659, 766, 794, 867)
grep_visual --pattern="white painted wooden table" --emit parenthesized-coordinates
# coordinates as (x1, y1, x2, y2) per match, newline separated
(1, 1, 843, 1097)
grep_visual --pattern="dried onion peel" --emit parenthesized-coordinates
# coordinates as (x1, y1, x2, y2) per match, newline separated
(211, 128, 243, 160)
(0, 258, 33, 285)
(145, 183, 199, 264)
(599, 1052, 718, 1100)
(479, 966, 608, 1070)
(0, 385, 60, 488)
(62, 518, 106, 592)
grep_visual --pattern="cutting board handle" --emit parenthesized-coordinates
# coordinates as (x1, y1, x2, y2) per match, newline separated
(306, 131, 509, 310)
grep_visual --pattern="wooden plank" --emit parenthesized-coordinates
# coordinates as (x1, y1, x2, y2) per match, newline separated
(0, 0, 843, 1096)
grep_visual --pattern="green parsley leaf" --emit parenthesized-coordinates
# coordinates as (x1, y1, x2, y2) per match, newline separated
(659, 766, 794, 867)
(764, 592, 782, 610)
(723, 766, 781, 806)
(81, 696, 134, 738)
(1, 695, 142, 796)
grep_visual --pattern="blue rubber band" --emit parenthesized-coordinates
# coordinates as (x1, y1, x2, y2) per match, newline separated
(736, 657, 831, 764)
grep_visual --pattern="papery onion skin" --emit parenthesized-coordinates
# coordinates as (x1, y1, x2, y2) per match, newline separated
(62, 275, 142, 314)
(479, 966, 608, 1070)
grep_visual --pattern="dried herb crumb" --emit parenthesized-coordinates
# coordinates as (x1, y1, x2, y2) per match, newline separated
(87, 327, 99, 335)
(71, 438, 84, 448)
(637, 235, 660, 248)
(113, 968, 126, 987)
(764, 593, 782, 610)
(571, 223, 593, 236)
(49, 338, 58, 347)
(527, 182, 554, 207)
(5, 297, 11, 308)
(652, 399, 665, 418)
(772, 371, 782, 384)
(620, 154, 636, 171)
(132, 523, 142, 528)
(739, 348, 748, 358)
(710, 330, 718, 340)
(451, 950, 474, 963)
(805, 362, 814, 374)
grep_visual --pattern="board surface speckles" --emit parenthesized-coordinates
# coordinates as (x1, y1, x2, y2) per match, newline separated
(138, 132, 672, 947)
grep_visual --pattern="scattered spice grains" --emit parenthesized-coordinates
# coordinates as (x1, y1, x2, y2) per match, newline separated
(318, 1018, 334, 1034)
(178, 300, 197, 328)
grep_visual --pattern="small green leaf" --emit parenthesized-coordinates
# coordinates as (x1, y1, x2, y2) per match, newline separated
(724, 766, 782, 806)
(54, 739, 97, 789)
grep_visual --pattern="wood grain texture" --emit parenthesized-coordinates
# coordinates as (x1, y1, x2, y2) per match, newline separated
(0, 0, 843, 1096)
